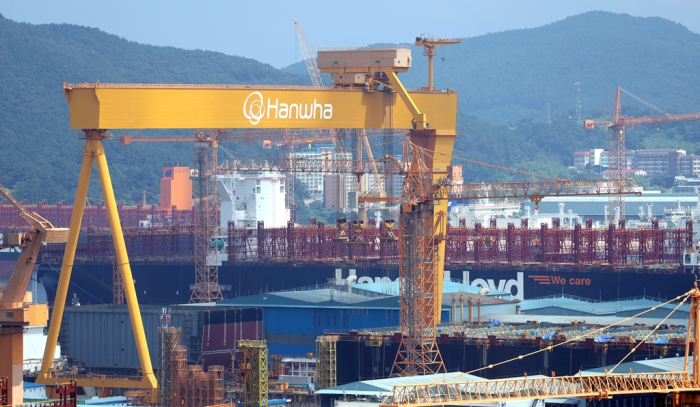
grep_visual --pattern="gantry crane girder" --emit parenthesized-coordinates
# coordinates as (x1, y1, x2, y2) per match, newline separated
(62, 83, 457, 131)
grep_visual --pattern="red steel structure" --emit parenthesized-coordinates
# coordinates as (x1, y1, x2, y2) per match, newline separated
(0, 200, 196, 231)
(0, 377, 77, 407)
(37, 220, 692, 270)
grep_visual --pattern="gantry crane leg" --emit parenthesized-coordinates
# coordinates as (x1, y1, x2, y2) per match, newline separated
(38, 130, 157, 389)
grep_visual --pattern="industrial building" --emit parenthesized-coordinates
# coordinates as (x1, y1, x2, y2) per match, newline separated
(52, 279, 516, 374)
(519, 295, 690, 319)
(56, 304, 226, 372)
(210, 279, 515, 357)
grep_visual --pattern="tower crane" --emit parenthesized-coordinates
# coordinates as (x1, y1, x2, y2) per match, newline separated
(584, 87, 700, 222)
(415, 36, 461, 91)
(0, 184, 69, 406)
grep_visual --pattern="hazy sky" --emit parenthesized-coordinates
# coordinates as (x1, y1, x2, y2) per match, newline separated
(2, 0, 699, 68)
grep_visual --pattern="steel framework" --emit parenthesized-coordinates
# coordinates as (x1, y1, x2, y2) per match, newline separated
(239, 340, 268, 407)
(391, 203, 446, 376)
(384, 372, 697, 407)
(171, 345, 187, 407)
(315, 335, 338, 390)
(0, 200, 196, 231)
(169, 342, 224, 407)
(190, 141, 223, 303)
(36, 220, 693, 270)
(158, 327, 181, 407)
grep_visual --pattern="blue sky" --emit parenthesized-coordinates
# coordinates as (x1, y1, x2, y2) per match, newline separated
(2, 0, 698, 68)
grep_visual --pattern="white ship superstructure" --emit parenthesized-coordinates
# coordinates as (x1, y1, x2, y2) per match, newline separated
(217, 169, 289, 229)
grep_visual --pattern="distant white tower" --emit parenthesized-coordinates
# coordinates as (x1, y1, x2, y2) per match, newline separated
(574, 82, 582, 120)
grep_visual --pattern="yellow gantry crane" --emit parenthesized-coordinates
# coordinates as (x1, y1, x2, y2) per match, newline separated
(40, 46, 457, 392)
(0, 184, 69, 406)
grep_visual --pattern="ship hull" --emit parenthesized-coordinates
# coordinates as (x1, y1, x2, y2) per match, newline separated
(37, 262, 695, 305)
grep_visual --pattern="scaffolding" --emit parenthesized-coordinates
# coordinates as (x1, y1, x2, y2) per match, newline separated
(171, 345, 188, 407)
(37, 219, 693, 270)
(158, 327, 181, 407)
(169, 343, 224, 407)
(315, 335, 338, 390)
(239, 340, 268, 407)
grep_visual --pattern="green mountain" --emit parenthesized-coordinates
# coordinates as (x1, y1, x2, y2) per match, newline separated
(2, 11, 700, 206)
(0, 14, 306, 204)
(283, 11, 700, 187)
(284, 11, 700, 125)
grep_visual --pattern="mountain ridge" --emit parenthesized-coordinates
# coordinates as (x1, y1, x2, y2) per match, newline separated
(1, 11, 699, 205)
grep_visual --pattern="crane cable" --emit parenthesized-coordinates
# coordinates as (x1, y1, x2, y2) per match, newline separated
(620, 88, 669, 116)
(438, 290, 693, 382)
(410, 142, 561, 181)
(607, 293, 691, 374)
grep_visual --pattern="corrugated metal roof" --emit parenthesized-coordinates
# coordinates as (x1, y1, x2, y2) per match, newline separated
(275, 288, 383, 304)
(316, 372, 484, 395)
(481, 313, 688, 327)
(354, 280, 510, 298)
(217, 281, 508, 308)
(583, 356, 688, 375)
(521, 296, 690, 316)
(216, 291, 401, 309)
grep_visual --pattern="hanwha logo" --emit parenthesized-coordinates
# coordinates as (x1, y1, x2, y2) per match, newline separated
(243, 92, 265, 125)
